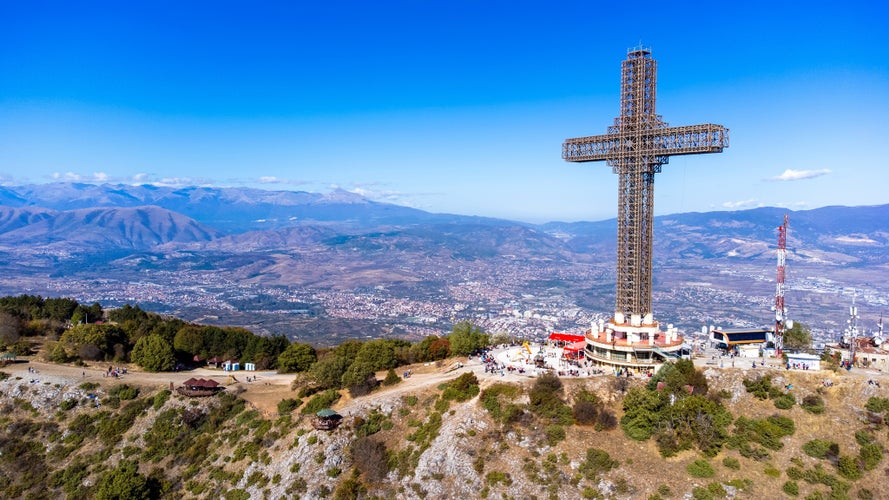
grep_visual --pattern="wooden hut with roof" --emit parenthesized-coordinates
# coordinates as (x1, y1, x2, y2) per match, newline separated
(177, 377, 224, 397)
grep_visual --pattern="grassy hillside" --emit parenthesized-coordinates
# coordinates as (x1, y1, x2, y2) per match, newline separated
(1, 354, 888, 499)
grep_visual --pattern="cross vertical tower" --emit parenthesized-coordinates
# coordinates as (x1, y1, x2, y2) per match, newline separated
(562, 47, 729, 323)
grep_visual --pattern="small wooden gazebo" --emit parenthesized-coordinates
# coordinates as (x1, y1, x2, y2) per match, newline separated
(312, 408, 342, 431)
(0, 352, 15, 366)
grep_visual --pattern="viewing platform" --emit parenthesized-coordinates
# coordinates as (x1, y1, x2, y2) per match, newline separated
(583, 313, 688, 372)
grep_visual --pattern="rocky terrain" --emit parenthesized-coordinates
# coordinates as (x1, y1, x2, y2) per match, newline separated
(3, 351, 889, 499)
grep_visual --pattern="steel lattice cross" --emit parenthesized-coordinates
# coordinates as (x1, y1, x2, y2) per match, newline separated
(562, 48, 729, 321)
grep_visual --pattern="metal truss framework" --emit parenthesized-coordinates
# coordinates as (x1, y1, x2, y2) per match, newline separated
(562, 48, 729, 320)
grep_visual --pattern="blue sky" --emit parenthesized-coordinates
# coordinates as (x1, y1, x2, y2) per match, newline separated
(1, 1, 887, 222)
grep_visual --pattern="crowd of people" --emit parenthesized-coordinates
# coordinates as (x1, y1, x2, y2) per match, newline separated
(104, 365, 127, 378)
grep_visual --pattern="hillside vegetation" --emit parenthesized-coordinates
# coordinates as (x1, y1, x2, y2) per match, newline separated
(3, 341, 889, 499)
(3, 296, 889, 499)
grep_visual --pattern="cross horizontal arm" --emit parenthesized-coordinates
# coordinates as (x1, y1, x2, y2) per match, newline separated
(561, 123, 729, 163)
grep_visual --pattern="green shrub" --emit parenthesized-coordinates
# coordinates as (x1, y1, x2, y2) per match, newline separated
(354, 410, 388, 438)
(300, 389, 341, 415)
(687, 459, 715, 478)
(803, 439, 836, 459)
(837, 455, 863, 480)
(485, 470, 512, 486)
(764, 464, 781, 477)
(773, 392, 795, 410)
(783, 480, 800, 496)
(60, 399, 77, 411)
(706, 482, 726, 497)
(743, 375, 781, 400)
(864, 397, 889, 413)
(79, 381, 99, 391)
(277, 398, 302, 415)
(479, 383, 523, 424)
(332, 474, 365, 499)
(726, 478, 753, 491)
(441, 372, 480, 402)
(152, 389, 170, 410)
(727, 414, 796, 460)
(859, 443, 882, 470)
(108, 384, 139, 401)
(95, 460, 154, 500)
(383, 368, 401, 386)
(854, 430, 875, 446)
(622, 388, 731, 457)
(787, 466, 804, 480)
(529, 373, 573, 424)
(723, 456, 741, 470)
(578, 448, 618, 479)
(545, 424, 566, 446)
(801, 394, 825, 414)
(691, 485, 713, 500)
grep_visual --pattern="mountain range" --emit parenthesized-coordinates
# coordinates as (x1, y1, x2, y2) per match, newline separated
(0, 182, 886, 341)
(1, 182, 886, 265)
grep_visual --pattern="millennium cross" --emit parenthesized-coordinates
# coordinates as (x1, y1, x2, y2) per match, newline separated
(562, 47, 729, 322)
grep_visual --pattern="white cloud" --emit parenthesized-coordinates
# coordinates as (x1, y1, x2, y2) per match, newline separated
(253, 176, 308, 185)
(767, 169, 831, 181)
(50, 171, 113, 183)
(721, 199, 760, 210)
(52, 171, 82, 181)
(774, 201, 811, 210)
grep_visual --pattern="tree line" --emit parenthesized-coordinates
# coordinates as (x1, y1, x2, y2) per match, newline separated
(0, 295, 490, 394)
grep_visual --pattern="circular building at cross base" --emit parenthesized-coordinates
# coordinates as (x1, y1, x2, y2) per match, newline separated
(583, 313, 690, 375)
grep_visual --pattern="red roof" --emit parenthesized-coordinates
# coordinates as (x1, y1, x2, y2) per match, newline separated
(183, 378, 220, 388)
(549, 333, 585, 343)
(563, 341, 586, 352)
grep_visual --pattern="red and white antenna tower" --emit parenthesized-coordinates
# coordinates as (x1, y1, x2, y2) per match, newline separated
(774, 214, 789, 355)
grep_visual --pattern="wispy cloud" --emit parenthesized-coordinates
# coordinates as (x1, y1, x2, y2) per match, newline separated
(255, 176, 308, 185)
(51, 171, 111, 183)
(721, 199, 761, 210)
(767, 169, 831, 181)
(774, 201, 811, 210)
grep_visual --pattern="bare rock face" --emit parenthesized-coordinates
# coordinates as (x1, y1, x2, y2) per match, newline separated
(1, 373, 99, 414)
(408, 404, 486, 499)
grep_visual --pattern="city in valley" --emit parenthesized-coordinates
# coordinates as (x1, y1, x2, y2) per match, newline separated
(0, 185, 885, 348)
(5, 239, 886, 349)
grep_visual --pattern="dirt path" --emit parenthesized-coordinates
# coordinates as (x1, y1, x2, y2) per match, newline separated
(2, 353, 538, 416)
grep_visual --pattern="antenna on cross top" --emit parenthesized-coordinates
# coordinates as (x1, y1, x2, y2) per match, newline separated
(628, 42, 651, 56)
